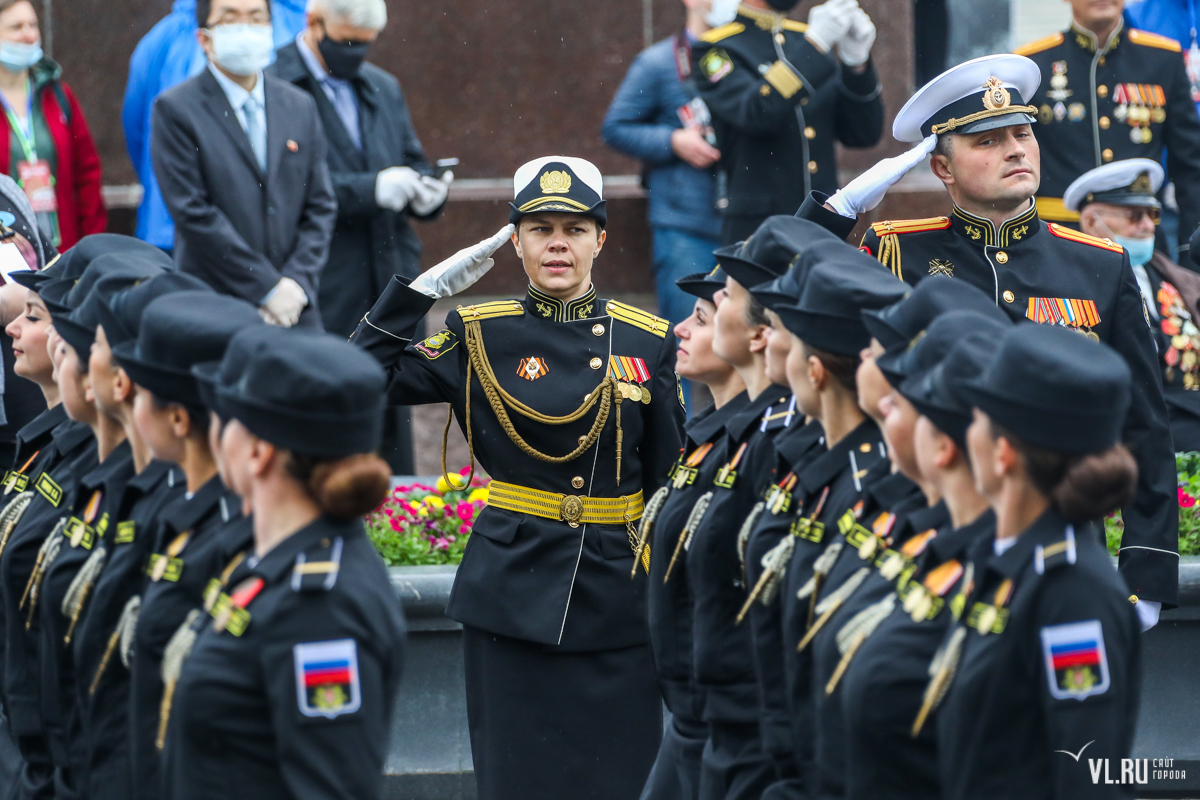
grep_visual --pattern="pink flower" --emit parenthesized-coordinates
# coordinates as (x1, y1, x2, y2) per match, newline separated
(433, 537, 450, 551)
(389, 518, 401, 532)
(1180, 487, 1196, 508)
(456, 502, 474, 522)
(459, 524, 471, 535)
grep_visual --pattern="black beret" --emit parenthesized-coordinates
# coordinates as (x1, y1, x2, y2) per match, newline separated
(98, 271, 214, 348)
(676, 266, 727, 301)
(775, 258, 908, 356)
(876, 309, 1011, 389)
(862, 276, 1006, 352)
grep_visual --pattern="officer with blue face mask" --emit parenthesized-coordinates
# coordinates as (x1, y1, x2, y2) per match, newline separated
(1067, 158, 1200, 452)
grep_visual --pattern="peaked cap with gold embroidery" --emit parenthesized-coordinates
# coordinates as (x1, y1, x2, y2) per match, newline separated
(893, 54, 1041, 142)
(509, 156, 606, 226)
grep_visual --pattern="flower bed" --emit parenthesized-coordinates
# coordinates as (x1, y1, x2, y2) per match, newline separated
(1105, 452, 1200, 556)
(366, 469, 489, 566)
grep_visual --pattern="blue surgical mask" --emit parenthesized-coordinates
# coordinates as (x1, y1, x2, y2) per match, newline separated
(0, 40, 42, 73)
(208, 23, 274, 77)
(705, 0, 740, 27)
(1113, 235, 1155, 268)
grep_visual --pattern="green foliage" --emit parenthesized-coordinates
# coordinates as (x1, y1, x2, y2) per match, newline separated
(364, 473, 489, 566)
(1105, 451, 1200, 556)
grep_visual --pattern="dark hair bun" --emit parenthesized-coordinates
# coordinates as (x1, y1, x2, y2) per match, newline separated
(308, 454, 391, 520)
(1053, 445, 1138, 523)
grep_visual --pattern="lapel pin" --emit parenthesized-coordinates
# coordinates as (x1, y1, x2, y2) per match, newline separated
(287, 139, 299, 152)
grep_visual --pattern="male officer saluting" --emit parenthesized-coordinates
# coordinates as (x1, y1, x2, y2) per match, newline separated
(1014, 0, 1200, 255)
(350, 156, 684, 800)
(693, 0, 883, 244)
(800, 53, 1178, 627)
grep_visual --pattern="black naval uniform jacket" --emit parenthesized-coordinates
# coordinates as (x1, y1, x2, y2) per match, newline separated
(648, 394, 747, 723)
(842, 510, 996, 800)
(742, 418, 824, 774)
(688, 386, 794, 722)
(937, 510, 1141, 800)
(39, 441, 135, 782)
(3, 418, 95, 743)
(74, 460, 183, 800)
(163, 515, 407, 800)
(351, 279, 685, 650)
(130, 477, 245, 800)
(856, 202, 1178, 606)
(779, 421, 888, 779)
(692, 7, 883, 244)
(1016, 20, 1200, 249)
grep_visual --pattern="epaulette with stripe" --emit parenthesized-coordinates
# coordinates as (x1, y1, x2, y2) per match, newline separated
(292, 536, 344, 591)
(869, 217, 951, 236)
(759, 396, 797, 433)
(1013, 31, 1064, 56)
(1034, 527, 1077, 575)
(1128, 29, 1182, 52)
(781, 20, 808, 33)
(607, 300, 670, 338)
(457, 300, 525, 321)
(701, 22, 744, 43)
(1047, 223, 1124, 253)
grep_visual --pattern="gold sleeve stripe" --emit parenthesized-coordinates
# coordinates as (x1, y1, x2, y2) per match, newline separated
(1013, 31, 1064, 56)
(456, 300, 525, 321)
(606, 300, 670, 338)
(1128, 29, 1183, 52)
(700, 22, 745, 43)
(1047, 223, 1125, 253)
(763, 61, 803, 99)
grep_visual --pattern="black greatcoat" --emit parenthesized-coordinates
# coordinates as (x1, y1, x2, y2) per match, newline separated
(269, 43, 444, 337)
(692, 6, 883, 244)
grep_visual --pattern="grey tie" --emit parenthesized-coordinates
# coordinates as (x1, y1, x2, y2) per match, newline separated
(243, 96, 267, 174)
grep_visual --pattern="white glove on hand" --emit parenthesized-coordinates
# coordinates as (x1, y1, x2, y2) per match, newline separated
(806, 0, 858, 53)
(410, 172, 453, 216)
(409, 224, 515, 299)
(838, 8, 876, 67)
(827, 134, 937, 218)
(1135, 599, 1161, 631)
(375, 166, 424, 212)
(261, 276, 308, 327)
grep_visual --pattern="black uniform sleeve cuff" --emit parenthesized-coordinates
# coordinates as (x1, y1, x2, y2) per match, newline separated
(794, 192, 859, 241)
(1118, 546, 1180, 608)
(350, 276, 436, 365)
(839, 59, 881, 102)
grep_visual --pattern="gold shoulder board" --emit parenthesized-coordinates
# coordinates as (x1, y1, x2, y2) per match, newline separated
(701, 22, 745, 43)
(869, 217, 951, 235)
(456, 300, 525, 322)
(1128, 29, 1183, 52)
(1013, 31, 1064, 56)
(607, 300, 670, 338)
(1047, 223, 1125, 253)
(781, 20, 808, 33)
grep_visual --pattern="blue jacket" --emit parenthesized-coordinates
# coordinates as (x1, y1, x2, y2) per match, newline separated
(602, 35, 722, 240)
(122, 0, 306, 249)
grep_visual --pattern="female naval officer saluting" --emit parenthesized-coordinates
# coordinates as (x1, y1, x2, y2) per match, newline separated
(351, 156, 685, 800)
(160, 327, 406, 800)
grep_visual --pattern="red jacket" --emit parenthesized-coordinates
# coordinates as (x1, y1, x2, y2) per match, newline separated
(0, 77, 106, 249)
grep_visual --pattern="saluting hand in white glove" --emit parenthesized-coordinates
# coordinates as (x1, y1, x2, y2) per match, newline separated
(806, 0, 859, 54)
(409, 224, 515, 299)
(826, 134, 937, 218)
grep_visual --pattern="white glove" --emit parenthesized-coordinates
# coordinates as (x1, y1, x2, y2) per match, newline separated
(827, 133, 937, 218)
(410, 172, 452, 216)
(838, 8, 876, 67)
(806, 0, 858, 53)
(409, 224, 515, 299)
(1135, 599, 1161, 631)
(261, 276, 308, 327)
(375, 166, 424, 212)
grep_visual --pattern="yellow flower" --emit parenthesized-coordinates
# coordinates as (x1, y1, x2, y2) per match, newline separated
(436, 474, 468, 493)
(423, 496, 446, 511)
(469, 488, 489, 504)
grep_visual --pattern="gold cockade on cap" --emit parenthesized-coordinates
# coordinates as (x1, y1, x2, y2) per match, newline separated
(982, 76, 1011, 111)
(539, 170, 572, 194)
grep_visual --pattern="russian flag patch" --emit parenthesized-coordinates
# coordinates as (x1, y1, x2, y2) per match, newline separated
(1040, 620, 1110, 701)
(294, 639, 362, 719)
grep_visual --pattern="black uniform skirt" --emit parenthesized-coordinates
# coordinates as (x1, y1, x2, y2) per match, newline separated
(463, 625, 662, 800)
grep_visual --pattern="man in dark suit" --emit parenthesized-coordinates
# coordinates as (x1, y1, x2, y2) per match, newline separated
(269, 0, 449, 338)
(151, 0, 337, 328)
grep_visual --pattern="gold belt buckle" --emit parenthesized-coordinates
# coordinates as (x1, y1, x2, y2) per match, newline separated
(560, 495, 585, 527)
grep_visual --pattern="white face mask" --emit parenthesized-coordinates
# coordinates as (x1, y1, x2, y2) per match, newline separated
(0, 40, 42, 72)
(705, 0, 741, 28)
(207, 23, 273, 76)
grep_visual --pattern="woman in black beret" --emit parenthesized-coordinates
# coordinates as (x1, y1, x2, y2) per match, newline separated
(931, 324, 1143, 800)
(162, 327, 406, 800)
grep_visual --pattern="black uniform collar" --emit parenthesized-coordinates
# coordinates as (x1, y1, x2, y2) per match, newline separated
(725, 385, 791, 442)
(51, 419, 94, 455)
(736, 3, 791, 31)
(775, 417, 825, 467)
(77, 440, 134, 492)
(686, 392, 750, 444)
(796, 419, 882, 496)
(16, 404, 66, 450)
(950, 201, 1041, 248)
(978, 505, 1072, 580)
(928, 507, 996, 564)
(524, 284, 600, 322)
(247, 514, 361, 584)
(899, 499, 950, 543)
(863, 470, 921, 512)
(1070, 18, 1122, 54)
(162, 474, 235, 534)
(127, 459, 177, 493)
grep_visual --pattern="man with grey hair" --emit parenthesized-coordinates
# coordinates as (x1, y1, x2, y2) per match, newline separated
(270, 0, 448, 471)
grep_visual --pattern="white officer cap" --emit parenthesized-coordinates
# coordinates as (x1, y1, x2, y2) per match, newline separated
(509, 156, 607, 226)
(893, 54, 1042, 143)
(1063, 158, 1164, 212)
